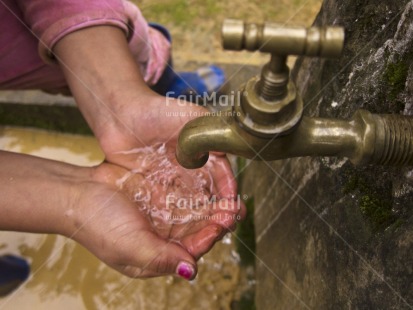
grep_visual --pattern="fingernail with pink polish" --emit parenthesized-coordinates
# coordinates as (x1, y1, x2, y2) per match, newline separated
(176, 262, 195, 280)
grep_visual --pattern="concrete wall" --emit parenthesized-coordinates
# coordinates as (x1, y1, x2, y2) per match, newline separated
(242, 0, 413, 308)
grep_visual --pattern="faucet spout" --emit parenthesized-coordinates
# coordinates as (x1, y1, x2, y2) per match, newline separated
(176, 109, 413, 169)
(177, 20, 413, 170)
(176, 111, 244, 169)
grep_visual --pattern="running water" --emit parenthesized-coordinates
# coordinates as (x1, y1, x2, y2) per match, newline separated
(115, 144, 217, 237)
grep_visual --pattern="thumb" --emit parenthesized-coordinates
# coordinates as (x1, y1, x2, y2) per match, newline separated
(118, 231, 197, 280)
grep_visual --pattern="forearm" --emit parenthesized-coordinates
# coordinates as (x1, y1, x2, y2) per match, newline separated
(0, 150, 89, 235)
(53, 26, 152, 140)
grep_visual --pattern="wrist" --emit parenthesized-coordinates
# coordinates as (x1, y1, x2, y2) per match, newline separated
(0, 151, 91, 236)
(57, 167, 96, 238)
(53, 26, 153, 138)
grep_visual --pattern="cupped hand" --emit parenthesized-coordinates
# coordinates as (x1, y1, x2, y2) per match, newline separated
(69, 159, 244, 279)
(68, 162, 196, 279)
(95, 92, 245, 254)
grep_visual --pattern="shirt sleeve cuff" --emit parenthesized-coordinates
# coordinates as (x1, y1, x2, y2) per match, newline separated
(38, 11, 132, 64)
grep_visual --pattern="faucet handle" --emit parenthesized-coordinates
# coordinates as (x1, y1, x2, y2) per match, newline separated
(222, 19, 344, 58)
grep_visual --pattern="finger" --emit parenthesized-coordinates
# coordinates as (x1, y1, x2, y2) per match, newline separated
(213, 198, 247, 230)
(210, 212, 239, 231)
(211, 198, 242, 215)
(208, 156, 237, 199)
(210, 151, 226, 157)
(120, 230, 197, 280)
(118, 262, 194, 279)
(209, 199, 241, 230)
(180, 224, 225, 260)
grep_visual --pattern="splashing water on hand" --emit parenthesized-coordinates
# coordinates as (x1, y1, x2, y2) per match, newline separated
(115, 144, 217, 234)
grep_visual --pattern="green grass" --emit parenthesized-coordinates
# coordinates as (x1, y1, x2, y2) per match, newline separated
(139, 0, 222, 27)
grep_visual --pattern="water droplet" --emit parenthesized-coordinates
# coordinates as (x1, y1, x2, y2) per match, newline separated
(222, 233, 232, 245)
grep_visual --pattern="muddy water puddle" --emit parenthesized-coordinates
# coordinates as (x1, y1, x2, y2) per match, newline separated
(0, 127, 241, 310)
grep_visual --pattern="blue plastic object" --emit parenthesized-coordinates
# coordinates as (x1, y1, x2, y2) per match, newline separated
(0, 255, 30, 297)
(149, 23, 226, 103)
(161, 65, 226, 102)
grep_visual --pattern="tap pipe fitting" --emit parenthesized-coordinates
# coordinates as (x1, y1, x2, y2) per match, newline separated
(176, 110, 413, 169)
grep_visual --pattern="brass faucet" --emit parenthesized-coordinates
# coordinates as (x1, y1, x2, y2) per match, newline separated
(176, 19, 413, 169)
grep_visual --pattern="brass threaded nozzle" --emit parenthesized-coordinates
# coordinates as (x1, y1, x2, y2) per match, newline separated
(372, 114, 413, 166)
